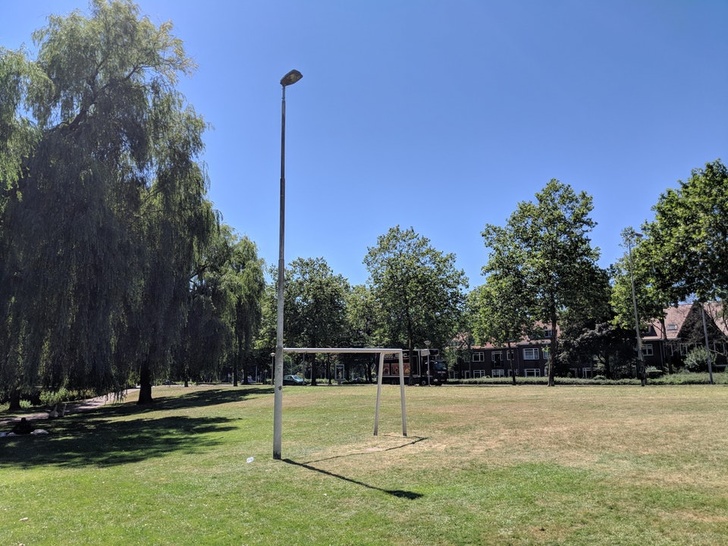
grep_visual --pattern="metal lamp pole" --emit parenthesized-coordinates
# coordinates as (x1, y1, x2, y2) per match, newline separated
(274, 69, 302, 460)
(424, 340, 431, 386)
(700, 303, 715, 385)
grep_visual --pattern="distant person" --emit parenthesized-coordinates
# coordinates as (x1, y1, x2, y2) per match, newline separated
(12, 417, 33, 435)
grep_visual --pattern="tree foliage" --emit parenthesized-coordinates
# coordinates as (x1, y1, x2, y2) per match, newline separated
(482, 180, 605, 386)
(0, 0, 216, 406)
(228, 235, 265, 385)
(284, 257, 349, 385)
(178, 226, 263, 386)
(643, 160, 728, 304)
(470, 222, 531, 348)
(341, 284, 383, 382)
(364, 226, 468, 367)
(345, 284, 379, 349)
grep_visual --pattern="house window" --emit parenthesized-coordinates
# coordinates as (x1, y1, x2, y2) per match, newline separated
(472, 352, 484, 362)
(680, 344, 691, 356)
(491, 369, 505, 377)
(524, 368, 541, 377)
(473, 370, 486, 378)
(523, 348, 539, 360)
(642, 344, 654, 357)
(491, 351, 503, 365)
(667, 323, 678, 332)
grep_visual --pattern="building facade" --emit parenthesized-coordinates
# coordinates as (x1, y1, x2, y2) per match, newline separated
(452, 302, 727, 379)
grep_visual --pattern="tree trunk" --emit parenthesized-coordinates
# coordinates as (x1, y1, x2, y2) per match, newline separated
(242, 335, 252, 385)
(233, 331, 242, 386)
(509, 344, 516, 385)
(547, 314, 558, 387)
(7, 390, 22, 412)
(138, 361, 154, 404)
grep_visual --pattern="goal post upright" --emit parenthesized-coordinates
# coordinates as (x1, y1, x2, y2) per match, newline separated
(277, 347, 407, 458)
(398, 350, 407, 436)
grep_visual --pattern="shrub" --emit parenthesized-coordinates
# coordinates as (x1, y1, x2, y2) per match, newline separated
(684, 346, 711, 373)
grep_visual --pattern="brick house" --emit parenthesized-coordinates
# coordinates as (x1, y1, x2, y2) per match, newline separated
(450, 341, 549, 379)
(453, 302, 727, 379)
(642, 302, 727, 372)
(450, 325, 558, 379)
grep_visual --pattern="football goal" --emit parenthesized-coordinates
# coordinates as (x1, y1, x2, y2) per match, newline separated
(275, 347, 408, 455)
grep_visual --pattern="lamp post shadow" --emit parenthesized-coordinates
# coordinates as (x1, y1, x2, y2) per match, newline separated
(281, 458, 424, 500)
(281, 435, 427, 500)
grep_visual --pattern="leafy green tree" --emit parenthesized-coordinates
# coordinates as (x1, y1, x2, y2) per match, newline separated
(645, 160, 728, 302)
(0, 0, 216, 406)
(482, 180, 604, 386)
(344, 284, 381, 381)
(178, 223, 236, 386)
(470, 220, 533, 382)
(468, 274, 531, 384)
(227, 235, 265, 385)
(256, 281, 277, 352)
(642, 160, 728, 341)
(364, 226, 468, 380)
(557, 321, 635, 379)
(615, 161, 728, 378)
(284, 257, 349, 385)
(345, 285, 379, 347)
(555, 263, 632, 380)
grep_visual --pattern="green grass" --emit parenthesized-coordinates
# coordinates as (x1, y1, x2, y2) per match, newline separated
(2, 384, 728, 545)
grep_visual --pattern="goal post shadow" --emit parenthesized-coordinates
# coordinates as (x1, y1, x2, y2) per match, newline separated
(277, 348, 407, 456)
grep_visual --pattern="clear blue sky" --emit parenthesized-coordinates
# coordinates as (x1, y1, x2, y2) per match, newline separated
(4, 0, 727, 288)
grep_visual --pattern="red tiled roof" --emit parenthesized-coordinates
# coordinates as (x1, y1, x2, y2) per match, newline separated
(645, 302, 726, 341)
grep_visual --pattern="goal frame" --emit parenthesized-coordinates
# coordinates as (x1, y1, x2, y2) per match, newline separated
(276, 347, 407, 455)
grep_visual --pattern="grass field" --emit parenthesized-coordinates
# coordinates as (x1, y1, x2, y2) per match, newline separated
(2, 383, 727, 545)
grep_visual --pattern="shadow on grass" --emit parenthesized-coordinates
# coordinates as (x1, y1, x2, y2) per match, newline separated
(1, 388, 270, 469)
(283, 459, 423, 500)
(1, 415, 236, 468)
(282, 436, 428, 500)
(136, 386, 274, 412)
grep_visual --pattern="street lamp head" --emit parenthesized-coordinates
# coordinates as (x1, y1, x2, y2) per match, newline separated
(280, 69, 303, 87)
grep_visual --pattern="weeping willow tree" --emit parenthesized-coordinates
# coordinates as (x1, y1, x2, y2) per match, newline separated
(177, 227, 264, 387)
(227, 235, 265, 386)
(0, 0, 216, 407)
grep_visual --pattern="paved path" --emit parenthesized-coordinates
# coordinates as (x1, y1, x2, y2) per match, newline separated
(1, 390, 135, 429)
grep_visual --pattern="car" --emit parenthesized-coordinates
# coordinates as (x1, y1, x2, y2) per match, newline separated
(282, 374, 305, 386)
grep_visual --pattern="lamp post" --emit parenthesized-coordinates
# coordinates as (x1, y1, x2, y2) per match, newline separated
(424, 340, 431, 386)
(274, 69, 302, 460)
(625, 229, 646, 386)
(700, 304, 715, 385)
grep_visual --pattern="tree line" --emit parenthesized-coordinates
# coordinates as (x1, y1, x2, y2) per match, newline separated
(2, 1, 726, 409)
(470, 164, 728, 385)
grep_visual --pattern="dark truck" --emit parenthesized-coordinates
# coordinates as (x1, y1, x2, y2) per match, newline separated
(380, 348, 447, 385)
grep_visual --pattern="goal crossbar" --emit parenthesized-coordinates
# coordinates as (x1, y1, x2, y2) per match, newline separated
(281, 347, 407, 437)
